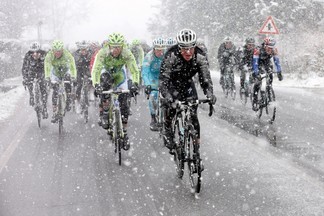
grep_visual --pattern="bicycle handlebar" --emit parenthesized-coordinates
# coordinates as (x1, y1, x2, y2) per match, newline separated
(102, 89, 130, 94)
(176, 98, 214, 116)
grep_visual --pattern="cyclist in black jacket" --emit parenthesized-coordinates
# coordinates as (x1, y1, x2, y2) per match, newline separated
(159, 29, 217, 155)
(22, 42, 48, 119)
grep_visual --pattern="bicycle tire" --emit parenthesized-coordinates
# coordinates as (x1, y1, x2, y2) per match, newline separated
(187, 132, 201, 193)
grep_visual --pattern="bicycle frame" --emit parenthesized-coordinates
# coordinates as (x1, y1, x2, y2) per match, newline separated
(101, 89, 130, 165)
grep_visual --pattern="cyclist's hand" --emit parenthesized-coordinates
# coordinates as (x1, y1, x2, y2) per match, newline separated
(22, 78, 28, 87)
(72, 79, 77, 86)
(130, 82, 139, 96)
(252, 73, 261, 81)
(209, 95, 217, 105)
(277, 72, 283, 81)
(94, 84, 103, 97)
(144, 85, 151, 96)
(165, 93, 173, 105)
(207, 91, 217, 105)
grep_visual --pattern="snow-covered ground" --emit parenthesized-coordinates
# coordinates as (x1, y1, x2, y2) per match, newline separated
(1, 73, 324, 123)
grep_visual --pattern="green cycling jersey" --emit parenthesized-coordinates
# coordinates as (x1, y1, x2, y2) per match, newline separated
(44, 49, 77, 79)
(91, 45, 140, 87)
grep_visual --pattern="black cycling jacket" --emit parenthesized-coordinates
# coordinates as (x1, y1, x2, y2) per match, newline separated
(159, 45, 213, 101)
(22, 50, 47, 79)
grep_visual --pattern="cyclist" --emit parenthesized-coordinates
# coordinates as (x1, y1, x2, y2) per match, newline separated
(73, 40, 92, 113)
(165, 37, 177, 49)
(159, 29, 217, 155)
(22, 41, 48, 119)
(92, 33, 140, 151)
(142, 37, 167, 131)
(44, 40, 77, 123)
(239, 37, 255, 92)
(130, 39, 144, 69)
(217, 36, 238, 92)
(252, 37, 283, 111)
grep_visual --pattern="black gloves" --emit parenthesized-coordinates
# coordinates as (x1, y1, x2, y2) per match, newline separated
(277, 72, 283, 81)
(206, 91, 217, 105)
(252, 73, 261, 81)
(22, 79, 28, 87)
(165, 93, 174, 104)
(94, 84, 103, 97)
(144, 85, 151, 96)
(130, 82, 139, 96)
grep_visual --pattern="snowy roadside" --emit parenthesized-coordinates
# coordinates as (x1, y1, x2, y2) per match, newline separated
(0, 76, 26, 122)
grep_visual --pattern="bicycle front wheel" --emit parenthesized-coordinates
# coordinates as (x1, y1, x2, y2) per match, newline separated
(187, 132, 202, 193)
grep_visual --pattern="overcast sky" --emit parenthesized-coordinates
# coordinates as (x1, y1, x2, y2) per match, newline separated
(62, 0, 160, 45)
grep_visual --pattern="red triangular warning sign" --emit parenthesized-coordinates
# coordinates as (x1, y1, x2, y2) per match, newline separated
(258, 16, 279, 35)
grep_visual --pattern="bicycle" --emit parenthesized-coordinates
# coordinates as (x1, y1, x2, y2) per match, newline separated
(254, 72, 276, 124)
(80, 75, 92, 123)
(239, 69, 253, 105)
(52, 79, 71, 135)
(171, 98, 214, 193)
(223, 65, 236, 100)
(101, 89, 130, 166)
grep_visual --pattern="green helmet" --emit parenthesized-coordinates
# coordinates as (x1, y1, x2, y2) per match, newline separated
(52, 40, 64, 51)
(108, 33, 125, 46)
(132, 39, 141, 46)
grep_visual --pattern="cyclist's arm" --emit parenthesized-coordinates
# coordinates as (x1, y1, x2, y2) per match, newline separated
(252, 48, 260, 76)
(197, 52, 213, 95)
(141, 52, 152, 86)
(273, 48, 282, 73)
(159, 52, 175, 98)
(125, 49, 140, 84)
(22, 53, 29, 78)
(65, 50, 77, 79)
(91, 48, 105, 87)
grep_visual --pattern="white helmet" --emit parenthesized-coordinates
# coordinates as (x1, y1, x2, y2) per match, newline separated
(152, 37, 166, 48)
(30, 41, 40, 52)
(176, 29, 197, 47)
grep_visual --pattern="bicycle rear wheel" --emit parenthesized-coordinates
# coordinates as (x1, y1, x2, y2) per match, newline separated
(187, 132, 202, 193)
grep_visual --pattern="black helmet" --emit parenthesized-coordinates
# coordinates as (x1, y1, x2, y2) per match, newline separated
(245, 37, 255, 44)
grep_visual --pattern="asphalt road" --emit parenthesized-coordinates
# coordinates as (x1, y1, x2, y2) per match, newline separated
(0, 81, 324, 216)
